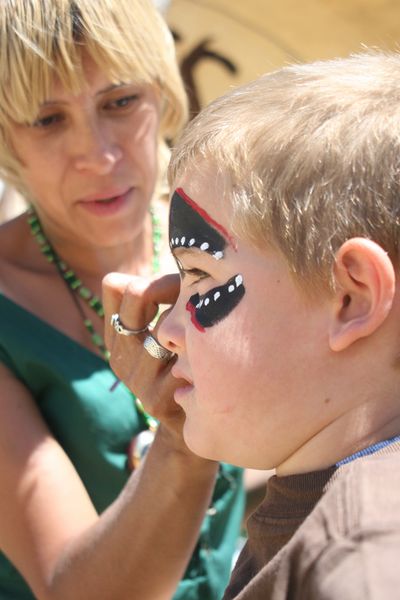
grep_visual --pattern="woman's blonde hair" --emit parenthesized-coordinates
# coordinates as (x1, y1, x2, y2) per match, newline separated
(0, 0, 187, 188)
(169, 51, 400, 295)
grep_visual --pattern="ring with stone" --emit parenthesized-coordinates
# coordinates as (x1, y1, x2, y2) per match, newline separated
(143, 334, 173, 361)
(110, 313, 148, 336)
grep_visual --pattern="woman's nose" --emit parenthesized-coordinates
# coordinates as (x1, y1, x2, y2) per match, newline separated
(73, 119, 122, 174)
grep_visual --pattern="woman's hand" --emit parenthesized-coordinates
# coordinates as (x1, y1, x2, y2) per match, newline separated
(102, 272, 185, 439)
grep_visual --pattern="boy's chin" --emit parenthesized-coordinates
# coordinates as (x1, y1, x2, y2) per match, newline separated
(183, 427, 221, 462)
(183, 426, 246, 467)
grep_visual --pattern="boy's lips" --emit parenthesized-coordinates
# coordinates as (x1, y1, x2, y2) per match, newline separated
(171, 365, 193, 404)
(173, 382, 194, 405)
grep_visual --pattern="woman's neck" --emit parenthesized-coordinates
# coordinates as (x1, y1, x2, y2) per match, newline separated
(31, 208, 155, 297)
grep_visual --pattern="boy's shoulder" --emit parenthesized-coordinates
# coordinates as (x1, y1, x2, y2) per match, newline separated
(227, 447, 400, 600)
(292, 448, 400, 598)
(326, 445, 400, 529)
(287, 448, 400, 599)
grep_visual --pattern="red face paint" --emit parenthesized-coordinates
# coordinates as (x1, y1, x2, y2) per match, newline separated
(185, 300, 206, 332)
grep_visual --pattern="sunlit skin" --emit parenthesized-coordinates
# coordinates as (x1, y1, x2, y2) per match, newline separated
(158, 166, 400, 474)
(158, 168, 332, 471)
(7, 54, 161, 274)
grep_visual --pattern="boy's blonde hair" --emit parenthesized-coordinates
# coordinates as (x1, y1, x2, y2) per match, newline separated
(0, 0, 187, 189)
(169, 51, 400, 294)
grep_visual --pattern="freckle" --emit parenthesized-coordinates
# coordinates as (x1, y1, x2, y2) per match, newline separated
(324, 398, 331, 404)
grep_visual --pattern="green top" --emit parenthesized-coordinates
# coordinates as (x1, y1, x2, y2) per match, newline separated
(0, 293, 244, 599)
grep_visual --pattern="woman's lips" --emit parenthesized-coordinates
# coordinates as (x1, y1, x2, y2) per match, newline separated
(78, 187, 133, 215)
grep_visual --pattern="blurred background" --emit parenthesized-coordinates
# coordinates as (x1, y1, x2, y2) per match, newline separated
(2, 0, 400, 221)
(166, 0, 400, 117)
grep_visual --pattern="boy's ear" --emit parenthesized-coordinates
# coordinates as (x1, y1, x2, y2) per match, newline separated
(329, 238, 395, 351)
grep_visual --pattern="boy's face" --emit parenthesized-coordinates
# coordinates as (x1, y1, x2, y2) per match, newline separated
(159, 167, 333, 471)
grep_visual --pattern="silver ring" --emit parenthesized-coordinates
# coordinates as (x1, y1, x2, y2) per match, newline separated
(110, 313, 148, 336)
(143, 334, 173, 361)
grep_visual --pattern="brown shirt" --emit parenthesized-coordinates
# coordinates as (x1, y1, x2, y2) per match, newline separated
(224, 442, 400, 599)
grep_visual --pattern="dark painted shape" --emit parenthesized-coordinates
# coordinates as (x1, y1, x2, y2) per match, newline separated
(169, 188, 234, 258)
(186, 274, 245, 330)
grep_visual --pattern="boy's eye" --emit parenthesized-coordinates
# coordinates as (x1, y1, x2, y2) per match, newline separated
(181, 267, 210, 283)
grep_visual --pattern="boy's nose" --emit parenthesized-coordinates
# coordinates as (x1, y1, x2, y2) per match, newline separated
(157, 305, 184, 355)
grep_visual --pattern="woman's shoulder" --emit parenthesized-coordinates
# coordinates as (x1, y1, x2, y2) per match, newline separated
(0, 212, 50, 297)
(0, 212, 32, 278)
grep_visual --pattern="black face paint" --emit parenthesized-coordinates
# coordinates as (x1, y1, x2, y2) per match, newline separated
(169, 187, 236, 260)
(186, 274, 245, 331)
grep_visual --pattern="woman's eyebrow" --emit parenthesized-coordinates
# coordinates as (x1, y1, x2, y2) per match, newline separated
(40, 83, 130, 106)
(95, 83, 131, 96)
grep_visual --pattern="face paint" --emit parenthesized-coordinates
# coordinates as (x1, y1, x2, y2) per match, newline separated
(170, 187, 246, 331)
(169, 187, 236, 260)
(186, 274, 245, 331)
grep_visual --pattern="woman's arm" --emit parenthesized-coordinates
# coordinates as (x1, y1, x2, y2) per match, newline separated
(0, 273, 218, 600)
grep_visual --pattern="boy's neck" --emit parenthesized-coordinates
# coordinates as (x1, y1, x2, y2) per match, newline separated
(277, 406, 400, 476)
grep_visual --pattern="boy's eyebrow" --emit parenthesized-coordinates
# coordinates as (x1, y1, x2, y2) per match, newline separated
(172, 246, 204, 259)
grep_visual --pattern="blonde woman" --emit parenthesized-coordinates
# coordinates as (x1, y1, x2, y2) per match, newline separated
(0, 1, 244, 599)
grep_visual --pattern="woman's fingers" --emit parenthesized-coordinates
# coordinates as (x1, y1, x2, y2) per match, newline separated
(102, 273, 179, 339)
(102, 273, 184, 431)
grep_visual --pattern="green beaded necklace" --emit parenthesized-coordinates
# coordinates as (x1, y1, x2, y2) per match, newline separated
(27, 205, 162, 360)
(28, 205, 161, 467)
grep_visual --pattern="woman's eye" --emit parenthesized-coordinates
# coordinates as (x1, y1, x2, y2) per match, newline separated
(31, 113, 63, 128)
(106, 95, 138, 110)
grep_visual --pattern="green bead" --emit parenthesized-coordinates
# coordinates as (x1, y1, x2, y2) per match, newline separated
(79, 286, 92, 299)
(70, 278, 82, 290)
(36, 233, 46, 244)
(84, 318, 94, 331)
(91, 332, 104, 347)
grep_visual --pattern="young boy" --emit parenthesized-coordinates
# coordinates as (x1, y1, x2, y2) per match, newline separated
(156, 51, 400, 598)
